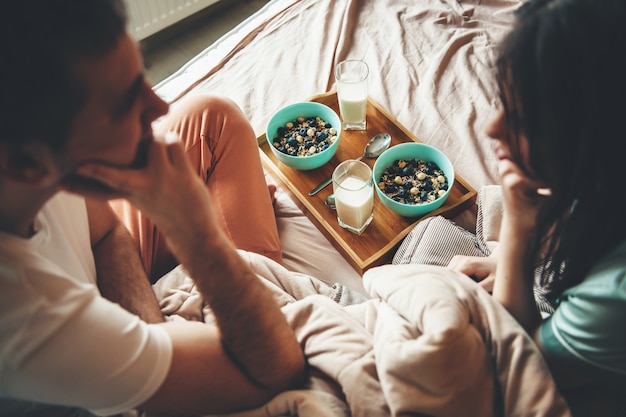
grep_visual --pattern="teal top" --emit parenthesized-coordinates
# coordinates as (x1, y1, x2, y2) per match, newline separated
(539, 240, 626, 412)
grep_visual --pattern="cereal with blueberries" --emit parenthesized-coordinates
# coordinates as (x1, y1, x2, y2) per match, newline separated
(378, 159, 449, 204)
(272, 116, 337, 157)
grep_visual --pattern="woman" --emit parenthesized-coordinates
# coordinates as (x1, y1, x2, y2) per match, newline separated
(449, 0, 626, 414)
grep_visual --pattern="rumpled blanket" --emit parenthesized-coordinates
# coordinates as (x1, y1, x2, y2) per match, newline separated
(153, 251, 571, 417)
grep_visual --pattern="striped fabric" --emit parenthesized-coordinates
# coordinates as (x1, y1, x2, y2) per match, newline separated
(393, 216, 489, 266)
(392, 191, 555, 315)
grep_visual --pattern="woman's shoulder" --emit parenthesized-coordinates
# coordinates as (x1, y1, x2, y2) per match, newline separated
(565, 239, 626, 298)
(550, 238, 626, 337)
(539, 239, 626, 380)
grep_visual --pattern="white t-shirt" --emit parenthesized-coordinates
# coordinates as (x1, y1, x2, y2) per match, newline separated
(0, 192, 172, 416)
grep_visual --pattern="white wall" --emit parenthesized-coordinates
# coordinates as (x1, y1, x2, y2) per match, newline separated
(123, 0, 220, 41)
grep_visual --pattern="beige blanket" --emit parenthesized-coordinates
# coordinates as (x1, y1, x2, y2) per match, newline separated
(153, 252, 571, 417)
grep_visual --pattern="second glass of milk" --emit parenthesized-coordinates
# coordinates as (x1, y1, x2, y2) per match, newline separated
(335, 60, 369, 130)
(332, 159, 374, 235)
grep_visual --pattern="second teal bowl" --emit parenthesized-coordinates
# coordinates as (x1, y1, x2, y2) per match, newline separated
(373, 142, 455, 217)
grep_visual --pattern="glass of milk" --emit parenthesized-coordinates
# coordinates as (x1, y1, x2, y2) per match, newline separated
(332, 159, 374, 235)
(335, 60, 369, 130)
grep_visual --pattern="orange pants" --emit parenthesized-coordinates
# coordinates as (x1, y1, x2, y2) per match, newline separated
(110, 95, 282, 282)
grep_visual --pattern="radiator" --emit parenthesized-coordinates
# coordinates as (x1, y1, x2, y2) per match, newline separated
(124, 0, 220, 41)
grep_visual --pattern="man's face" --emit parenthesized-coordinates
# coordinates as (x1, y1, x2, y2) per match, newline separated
(62, 32, 169, 176)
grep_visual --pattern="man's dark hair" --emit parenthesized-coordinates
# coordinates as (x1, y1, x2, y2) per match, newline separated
(0, 0, 128, 151)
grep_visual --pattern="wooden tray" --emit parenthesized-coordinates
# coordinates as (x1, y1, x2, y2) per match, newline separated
(258, 91, 477, 274)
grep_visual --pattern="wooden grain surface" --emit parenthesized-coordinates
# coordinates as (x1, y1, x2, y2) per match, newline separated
(258, 91, 477, 274)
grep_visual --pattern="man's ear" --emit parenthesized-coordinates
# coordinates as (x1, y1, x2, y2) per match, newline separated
(0, 142, 58, 185)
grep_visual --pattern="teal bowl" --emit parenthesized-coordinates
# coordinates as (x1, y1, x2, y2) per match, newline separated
(266, 102, 341, 170)
(373, 142, 455, 217)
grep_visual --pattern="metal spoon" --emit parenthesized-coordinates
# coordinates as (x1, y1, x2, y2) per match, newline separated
(325, 193, 337, 210)
(309, 132, 391, 196)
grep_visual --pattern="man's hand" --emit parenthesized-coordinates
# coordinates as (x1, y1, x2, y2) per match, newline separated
(64, 138, 306, 414)
(69, 139, 215, 242)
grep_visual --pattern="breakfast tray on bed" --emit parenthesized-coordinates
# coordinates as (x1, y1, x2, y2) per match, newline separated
(258, 91, 477, 274)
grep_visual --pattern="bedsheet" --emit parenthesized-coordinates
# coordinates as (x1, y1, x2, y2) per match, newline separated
(153, 0, 522, 289)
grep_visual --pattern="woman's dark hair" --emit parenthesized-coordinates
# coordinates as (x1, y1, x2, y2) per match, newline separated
(0, 0, 127, 151)
(495, 0, 626, 298)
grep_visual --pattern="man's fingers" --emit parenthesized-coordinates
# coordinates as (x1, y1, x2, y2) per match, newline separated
(74, 141, 170, 192)
(76, 163, 137, 192)
(59, 173, 127, 201)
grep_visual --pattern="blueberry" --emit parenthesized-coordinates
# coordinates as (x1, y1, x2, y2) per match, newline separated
(299, 128, 307, 136)
(287, 138, 298, 147)
(425, 162, 438, 174)
(317, 131, 328, 140)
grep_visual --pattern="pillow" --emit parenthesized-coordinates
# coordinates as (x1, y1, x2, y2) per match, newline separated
(392, 185, 500, 266)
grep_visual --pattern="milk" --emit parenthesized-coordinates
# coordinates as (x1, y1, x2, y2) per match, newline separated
(335, 175, 374, 233)
(338, 83, 367, 124)
(335, 60, 368, 130)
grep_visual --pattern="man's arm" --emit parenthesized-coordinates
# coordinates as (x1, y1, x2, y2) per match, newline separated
(73, 140, 306, 414)
(86, 199, 164, 323)
(141, 229, 306, 414)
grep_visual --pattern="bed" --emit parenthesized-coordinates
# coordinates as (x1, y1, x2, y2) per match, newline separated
(151, 0, 573, 415)
(154, 0, 522, 292)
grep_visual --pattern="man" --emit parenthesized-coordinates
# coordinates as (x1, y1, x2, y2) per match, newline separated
(0, 0, 305, 415)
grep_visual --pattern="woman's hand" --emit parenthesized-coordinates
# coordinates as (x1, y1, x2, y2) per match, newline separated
(492, 156, 547, 331)
(448, 251, 498, 292)
(497, 157, 550, 236)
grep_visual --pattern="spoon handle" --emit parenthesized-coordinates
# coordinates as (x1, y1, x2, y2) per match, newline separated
(308, 155, 364, 196)
(308, 177, 333, 196)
